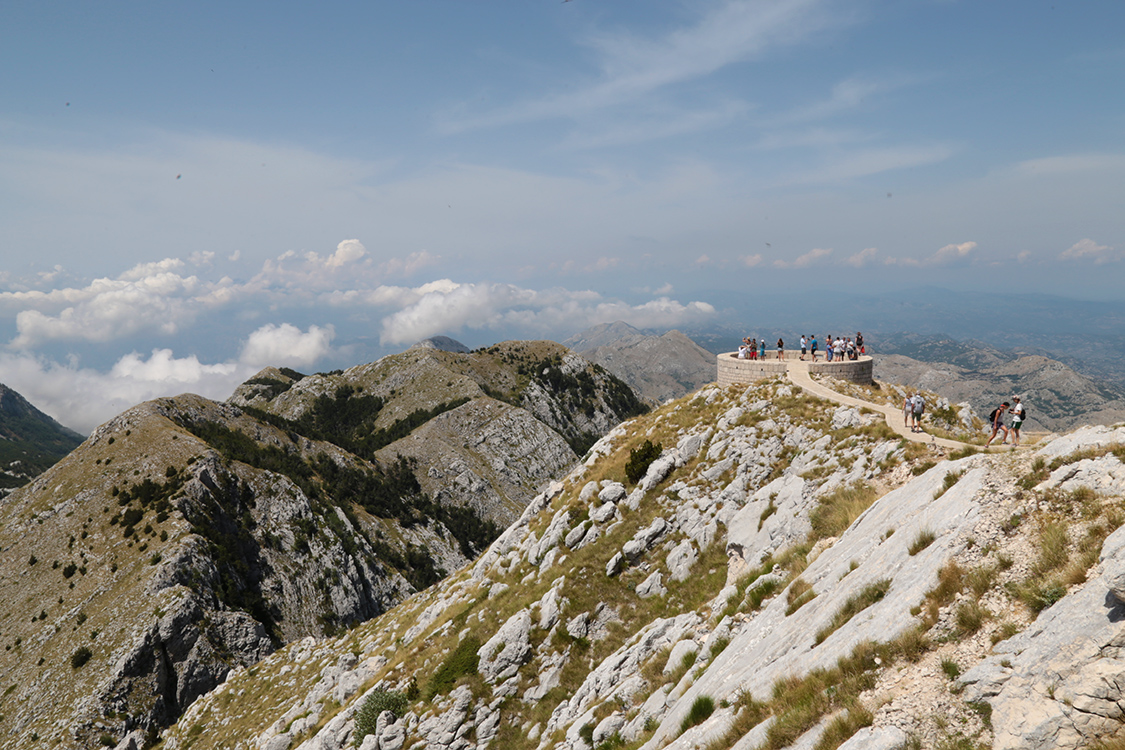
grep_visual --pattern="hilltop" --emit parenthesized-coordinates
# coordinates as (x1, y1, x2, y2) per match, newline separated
(0, 341, 647, 747)
(565, 322, 716, 405)
(150, 372, 1125, 750)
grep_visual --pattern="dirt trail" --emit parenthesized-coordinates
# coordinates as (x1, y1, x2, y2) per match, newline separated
(785, 361, 974, 450)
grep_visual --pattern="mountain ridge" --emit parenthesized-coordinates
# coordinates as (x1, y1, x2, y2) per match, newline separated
(0, 340, 648, 746)
(564, 322, 716, 405)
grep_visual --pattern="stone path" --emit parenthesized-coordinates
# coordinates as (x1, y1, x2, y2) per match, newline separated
(785, 360, 972, 450)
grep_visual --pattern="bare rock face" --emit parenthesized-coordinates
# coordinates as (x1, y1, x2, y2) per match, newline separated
(959, 525, 1125, 750)
(478, 609, 533, 684)
(376, 398, 575, 528)
(565, 322, 717, 405)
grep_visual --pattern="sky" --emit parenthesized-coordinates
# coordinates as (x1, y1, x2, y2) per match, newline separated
(1, 0, 1123, 434)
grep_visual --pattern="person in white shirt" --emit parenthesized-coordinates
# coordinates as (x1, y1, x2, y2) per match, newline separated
(1008, 396, 1025, 446)
(799, 335, 807, 360)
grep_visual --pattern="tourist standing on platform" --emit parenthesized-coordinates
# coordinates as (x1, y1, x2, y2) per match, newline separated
(749, 338, 757, 360)
(856, 332, 865, 355)
(758, 339, 765, 360)
(833, 337, 844, 362)
(810, 335, 819, 361)
(825, 335, 833, 361)
(800, 335, 807, 360)
(776, 338, 784, 360)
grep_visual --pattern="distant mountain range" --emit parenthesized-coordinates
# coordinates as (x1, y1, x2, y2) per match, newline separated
(565, 321, 716, 405)
(0, 383, 83, 493)
(871, 334, 1125, 432)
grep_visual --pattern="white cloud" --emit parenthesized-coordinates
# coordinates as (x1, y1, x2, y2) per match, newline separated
(844, 247, 878, 267)
(325, 239, 367, 269)
(118, 258, 187, 282)
(1059, 238, 1120, 264)
(586, 257, 620, 272)
(378, 250, 439, 278)
(377, 282, 715, 345)
(1015, 154, 1125, 176)
(4, 264, 206, 348)
(932, 241, 977, 264)
(784, 145, 955, 184)
(774, 247, 832, 268)
(0, 349, 251, 435)
(239, 323, 337, 369)
(885, 241, 978, 267)
(438, 0, 834, 132)
(771, 75, 913, 126)
(741, 254, 764, 267)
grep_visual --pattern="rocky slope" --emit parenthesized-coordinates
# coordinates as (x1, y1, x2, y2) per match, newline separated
(146, 376, 1125, 750)
(0, 382, 84, 495)
(0, 341, 646, 748)
(229, 341, 647, 527)
(564, 322, 716, 406)
(872, 335, 1125, 432)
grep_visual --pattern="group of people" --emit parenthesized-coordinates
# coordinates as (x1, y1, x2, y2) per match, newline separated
(902, 392, 926, 432)
(736, 338, 768, 360)
(809, 333, 865, 361)
(985, 396, 1026, 447)
(736, 332, 866, 362)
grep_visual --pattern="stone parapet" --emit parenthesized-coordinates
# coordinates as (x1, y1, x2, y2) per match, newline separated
(716, 352, 873, 387)
(807, 358, 873, 384)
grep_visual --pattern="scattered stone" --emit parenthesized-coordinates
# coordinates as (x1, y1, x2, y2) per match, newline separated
(478, 610, 532, 684)
(636, 571, 667, 598)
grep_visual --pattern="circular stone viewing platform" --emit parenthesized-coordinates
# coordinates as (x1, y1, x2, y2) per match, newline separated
(717, 351, 873, 387)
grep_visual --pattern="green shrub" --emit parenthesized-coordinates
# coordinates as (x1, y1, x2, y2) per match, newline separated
(680, 695, 715, 734)
(941, 659, 962, 680)
(70, 646, 92, 669)
(354, 690, 409, 746)
(625, 440, 663, 485)
(425, 637, 480, 699)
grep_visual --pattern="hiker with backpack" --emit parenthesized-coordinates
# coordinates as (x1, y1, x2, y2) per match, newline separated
(985, 402, 1010, 447)
(911, 393, 925, 432)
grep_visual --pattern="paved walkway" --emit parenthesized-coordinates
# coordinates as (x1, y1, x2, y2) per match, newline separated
(785, 360, 971, 450)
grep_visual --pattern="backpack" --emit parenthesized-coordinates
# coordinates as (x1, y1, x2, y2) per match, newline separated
(913, 396, 924, 414)
(989, 408, 1000, 424)
(1016, 406, 1027, 421)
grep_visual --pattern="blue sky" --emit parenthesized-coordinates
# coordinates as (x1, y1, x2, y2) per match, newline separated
(1, 0, 1123, 432)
